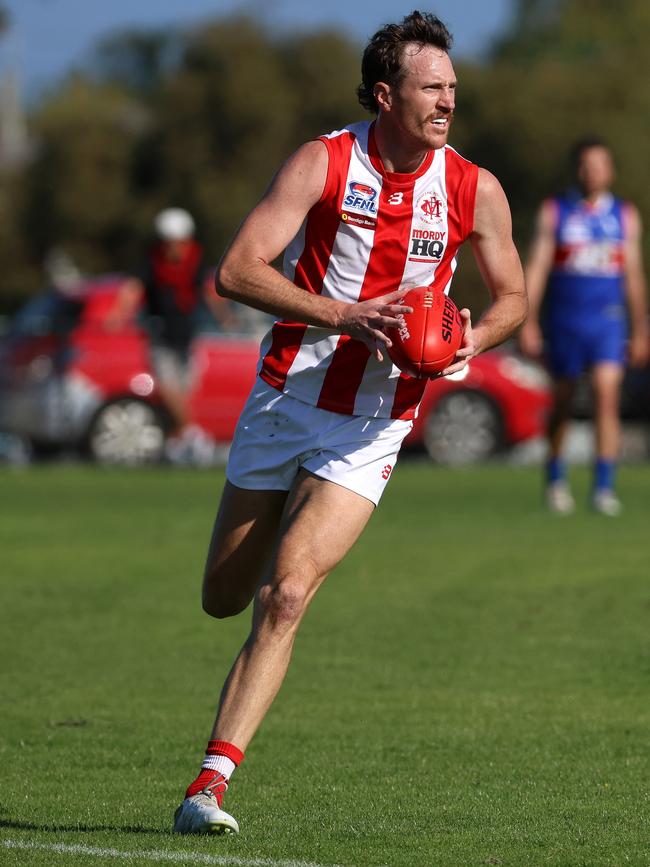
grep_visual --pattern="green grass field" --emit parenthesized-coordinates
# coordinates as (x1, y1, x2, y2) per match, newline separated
(1, 463, 648, 867)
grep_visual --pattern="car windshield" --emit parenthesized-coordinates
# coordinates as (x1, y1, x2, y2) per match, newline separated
(9, 292, 83, 338)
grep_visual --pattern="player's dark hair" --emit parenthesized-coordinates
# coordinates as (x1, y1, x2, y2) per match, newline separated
(357, 10, 453, 114)
(570, 135, 613, 168)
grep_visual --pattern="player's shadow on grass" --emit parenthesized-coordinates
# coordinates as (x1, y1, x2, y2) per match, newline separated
(0, 817, 161, 835)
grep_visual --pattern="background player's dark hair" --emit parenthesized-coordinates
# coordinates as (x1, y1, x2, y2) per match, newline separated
(569, 135, 613, 169)
(357, 10, 453, 114)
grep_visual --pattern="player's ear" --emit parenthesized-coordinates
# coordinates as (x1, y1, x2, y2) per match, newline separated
(374, 82, 392, 112)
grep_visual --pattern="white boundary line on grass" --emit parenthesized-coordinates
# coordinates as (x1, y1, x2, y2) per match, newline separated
(1, 839, 343, 867)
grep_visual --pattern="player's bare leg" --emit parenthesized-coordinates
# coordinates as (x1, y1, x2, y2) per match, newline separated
(547, 377, 576, 459)
(590, 362, 624, 515)
(211, 469, 375, 748)
(202, 482, 289, 618)
(591, 362, 623, 461)
(174, 471, 375, 833)
(174, 483, 289, 834)
(545, 377, 577, 513)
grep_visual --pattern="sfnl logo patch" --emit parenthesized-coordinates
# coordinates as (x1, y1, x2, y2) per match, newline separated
(341, 181, 379, 230)
(343, 181, 378, 214)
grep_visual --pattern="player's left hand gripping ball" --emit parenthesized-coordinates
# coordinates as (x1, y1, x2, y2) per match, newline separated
(387, 286, 463, 377)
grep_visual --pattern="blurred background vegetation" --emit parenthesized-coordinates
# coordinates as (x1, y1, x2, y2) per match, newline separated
(0, 0, 648, 315)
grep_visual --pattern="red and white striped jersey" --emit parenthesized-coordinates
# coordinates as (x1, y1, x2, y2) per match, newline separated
(258, 120, 478, 420)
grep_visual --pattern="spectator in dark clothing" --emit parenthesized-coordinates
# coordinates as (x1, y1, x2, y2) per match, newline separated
(145, 209, 205, 355)
(108, 208, 239, 461)
(145, 208, 247, 462)
(142, 208, 206, 432)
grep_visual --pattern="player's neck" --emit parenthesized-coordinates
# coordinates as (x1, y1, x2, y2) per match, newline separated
(372, 118, 429, 175)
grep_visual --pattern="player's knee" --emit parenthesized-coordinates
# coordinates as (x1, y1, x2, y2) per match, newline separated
(257, 574, 311, 631)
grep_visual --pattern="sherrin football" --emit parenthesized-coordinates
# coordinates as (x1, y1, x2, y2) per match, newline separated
(387, 286, 463, 377)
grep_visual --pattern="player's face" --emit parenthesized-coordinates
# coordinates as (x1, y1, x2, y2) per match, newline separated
(577, 147, 615, 196)
(387, 45, 456, 150)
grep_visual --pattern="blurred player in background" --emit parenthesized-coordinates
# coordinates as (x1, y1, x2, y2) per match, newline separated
(173, 11, 527, 836)
(520, 138, 649, 515)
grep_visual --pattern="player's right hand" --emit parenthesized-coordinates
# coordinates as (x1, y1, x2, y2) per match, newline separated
(337, 290, 413, 361)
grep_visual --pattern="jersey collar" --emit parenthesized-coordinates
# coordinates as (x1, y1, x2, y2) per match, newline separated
(368, 122, 436, 185)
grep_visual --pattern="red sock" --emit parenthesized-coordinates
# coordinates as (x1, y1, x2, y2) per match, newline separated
(185, 740, 245, 804)
(185, 768, 228, 804)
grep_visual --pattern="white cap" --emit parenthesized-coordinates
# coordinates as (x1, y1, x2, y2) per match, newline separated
(154, 208, 195, 241)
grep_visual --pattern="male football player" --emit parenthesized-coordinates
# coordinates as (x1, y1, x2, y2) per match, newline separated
(173, 10, 527, 835)
(521, 138, 649, 515)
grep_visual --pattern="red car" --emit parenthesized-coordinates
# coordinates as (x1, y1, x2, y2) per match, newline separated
(0, 276, 166, 464)
(0, 276, 551, 465)
(409, 351, 552, 464)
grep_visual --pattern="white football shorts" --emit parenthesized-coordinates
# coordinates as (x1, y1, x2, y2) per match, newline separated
(226, 379, 413, 505)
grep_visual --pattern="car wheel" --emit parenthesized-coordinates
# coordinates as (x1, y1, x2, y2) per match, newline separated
(423, 390, 503, 465)
(87, 399, 166, 466)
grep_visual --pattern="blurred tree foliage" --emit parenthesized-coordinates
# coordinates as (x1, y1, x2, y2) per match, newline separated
(450, 0, 650, 309)
(0, 15, 361, 308)
(0, 0, 649, 314)
(462, 0, 650, 240)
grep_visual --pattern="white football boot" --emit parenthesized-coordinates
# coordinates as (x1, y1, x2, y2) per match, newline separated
(546, 480, 575, 515)
(173, 773, 239, 835)
(173, 791, 239, 835)
(591, 488, 622, 517)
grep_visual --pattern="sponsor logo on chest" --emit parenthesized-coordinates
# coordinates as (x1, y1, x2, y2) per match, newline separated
(408, 228, 446, 262)
(409, 189, 448, 261)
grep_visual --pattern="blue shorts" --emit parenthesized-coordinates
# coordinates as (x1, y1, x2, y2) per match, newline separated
(544, 314, 627, 378)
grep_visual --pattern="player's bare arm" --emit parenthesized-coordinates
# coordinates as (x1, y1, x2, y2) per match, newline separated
(440, 168, 526, 375)
(519, 199, 557, 358)
(622, 203, 650, 367)
(216, 140, 411, 360)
